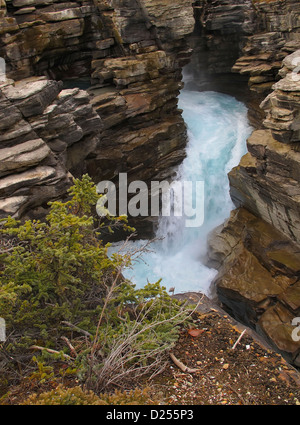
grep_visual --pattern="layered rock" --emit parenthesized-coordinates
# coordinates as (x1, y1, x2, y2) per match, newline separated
(261, 49, 300, 144)
(186, 0, 299, 128)
(193, 0, 257, 74)
(0, 0, 195, 225)
(184, 0, 258, 97)
(85, 1, 194, 188)
(207, 208, 300, 366)
(0, 76, 102, 217)
(232, 0, 300, 95)
(229, 53, 300, 243)
(208, 50, 300, 366)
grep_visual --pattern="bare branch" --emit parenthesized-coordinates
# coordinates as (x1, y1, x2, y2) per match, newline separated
(61, 321, 92, 338)
(30, 345, 71, 360)
(61, 336, 77, 358)
(169, 352, 199, 374)
(232, 329, 247, 350)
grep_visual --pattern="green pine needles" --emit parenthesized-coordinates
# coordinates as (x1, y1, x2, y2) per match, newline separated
(0, 175, 193, 396)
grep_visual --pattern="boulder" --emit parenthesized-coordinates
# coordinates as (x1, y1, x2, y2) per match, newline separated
(258, 303, 300, 367)
(207, 208, 300, 365)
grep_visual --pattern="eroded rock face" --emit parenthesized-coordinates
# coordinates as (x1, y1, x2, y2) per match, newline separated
(0, 76, 102, 218)
(229, 129, 300, 243)
(207, 208, 300, 366)
(208, 50, 300, 366)
(232, 0, 300, 95)
(185, 0, 258, 97)
(228, 52, 300, 245)
(194, 0, 257, 74)
(187, 0, 299, 128)
(260, 50, 300, 144)
(0, 0, 195, 224)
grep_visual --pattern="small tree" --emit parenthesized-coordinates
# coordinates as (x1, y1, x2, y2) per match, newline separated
(0, 175, 122, 345)
(0, 175, 193, 396)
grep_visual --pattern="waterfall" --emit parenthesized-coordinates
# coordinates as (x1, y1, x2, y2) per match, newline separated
(110, 89, 252, 295)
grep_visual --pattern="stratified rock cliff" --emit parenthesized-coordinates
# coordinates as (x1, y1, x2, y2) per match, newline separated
(232, 0, 300, 95)
(1, 0, 299, 366)
(0, 76, 102, 217)
(0, 0, 195, 224)
(207, 48, 300, 366)
(184, 0, 258, 97)
(229, 50, 300, 244)
(187, 0, 300, 126)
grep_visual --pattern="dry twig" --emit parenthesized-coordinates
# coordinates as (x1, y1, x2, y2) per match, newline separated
(232, 329, 247, 350)
(61, 336, 77, 358)
(61, 321, 92, 338)
(169, 352, 199, 374)
(30, 345, 71, 360)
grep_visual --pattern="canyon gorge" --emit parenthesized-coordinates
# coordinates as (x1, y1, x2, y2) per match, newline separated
(0, 0, 300, 368)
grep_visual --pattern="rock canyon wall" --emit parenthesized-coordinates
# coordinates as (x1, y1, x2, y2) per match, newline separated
(187, 0, 300, 125)
(0, 0, 300, 365)
(202, 1, 300, 366)
(0, 0, 194, 225)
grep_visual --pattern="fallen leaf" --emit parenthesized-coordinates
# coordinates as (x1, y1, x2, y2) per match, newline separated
(223, 364, 229, 370)
(187, 329, 204, 337)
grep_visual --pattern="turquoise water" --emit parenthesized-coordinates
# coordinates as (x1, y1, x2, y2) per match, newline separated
(110, 90, 251, 295)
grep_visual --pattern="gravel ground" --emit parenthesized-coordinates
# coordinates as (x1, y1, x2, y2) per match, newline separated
(148, 293, 300, 405)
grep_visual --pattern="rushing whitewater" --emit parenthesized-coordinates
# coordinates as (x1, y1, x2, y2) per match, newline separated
(111, 90, 252, 295)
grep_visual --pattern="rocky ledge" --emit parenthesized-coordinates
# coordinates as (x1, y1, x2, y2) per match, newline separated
(0, 0, 195, 229)
(232, 0, 300, 95)
(230, 52, 300, 244)
(0, 76, 101, 217)
(185, 0, 299, 128)
(207, 50, 300, 366)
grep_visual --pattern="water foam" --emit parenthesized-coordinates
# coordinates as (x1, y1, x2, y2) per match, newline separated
(110, 90, 251, 295)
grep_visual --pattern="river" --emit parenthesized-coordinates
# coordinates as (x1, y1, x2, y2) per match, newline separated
(110, 89, 252, 295)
